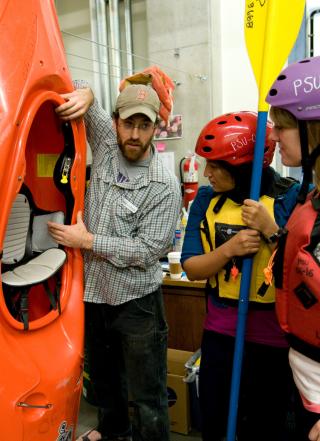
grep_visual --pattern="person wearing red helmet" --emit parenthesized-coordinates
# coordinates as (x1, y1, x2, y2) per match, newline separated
(195, 111, 275, 167)
(181, 111, 301, 441)
(262, 55, 320, 441)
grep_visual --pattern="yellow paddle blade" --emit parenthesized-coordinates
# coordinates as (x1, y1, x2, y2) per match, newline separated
(245, 0, 305, 111)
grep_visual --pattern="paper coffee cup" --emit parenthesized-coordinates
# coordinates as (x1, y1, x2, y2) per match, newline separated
(168, 251, 182, 280)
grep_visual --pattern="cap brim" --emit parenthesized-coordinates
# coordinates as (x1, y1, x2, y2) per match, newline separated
(119, 105, 157, 123)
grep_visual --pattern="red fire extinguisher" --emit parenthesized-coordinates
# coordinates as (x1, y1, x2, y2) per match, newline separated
(180, 154, 199, 209)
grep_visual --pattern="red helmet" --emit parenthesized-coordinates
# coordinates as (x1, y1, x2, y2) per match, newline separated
(195, 111, 275, 167)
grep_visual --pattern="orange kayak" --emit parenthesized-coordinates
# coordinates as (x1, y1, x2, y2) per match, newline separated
(0, 1, 86, 439)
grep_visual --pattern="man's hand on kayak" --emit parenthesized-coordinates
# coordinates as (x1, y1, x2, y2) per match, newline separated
(48, 211, 93, 250)
(55, 88, 94, 120)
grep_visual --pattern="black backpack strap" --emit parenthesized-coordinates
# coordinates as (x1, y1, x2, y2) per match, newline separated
(200, 217, 213, 252)
(43, 280, 57, 311)
(43, 276, 62, 315)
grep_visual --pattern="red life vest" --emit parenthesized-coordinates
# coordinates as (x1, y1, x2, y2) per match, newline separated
(275, 191, 320, 357)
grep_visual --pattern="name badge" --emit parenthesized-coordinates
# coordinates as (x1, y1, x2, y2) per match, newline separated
(122, 197, 138, 213)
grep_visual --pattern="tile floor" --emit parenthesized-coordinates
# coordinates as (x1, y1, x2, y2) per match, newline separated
(76, 398, 202, 441)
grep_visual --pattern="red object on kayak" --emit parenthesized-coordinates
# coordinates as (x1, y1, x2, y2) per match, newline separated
(0, 1, 86, 440)
(119, 65, 175, 123)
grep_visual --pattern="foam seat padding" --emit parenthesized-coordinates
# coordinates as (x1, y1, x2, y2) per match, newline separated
(2, 248, 66, 287)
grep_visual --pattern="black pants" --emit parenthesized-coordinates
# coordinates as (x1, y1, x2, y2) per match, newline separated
(199, 330, 292, 441)
(84, 290, 170, 441)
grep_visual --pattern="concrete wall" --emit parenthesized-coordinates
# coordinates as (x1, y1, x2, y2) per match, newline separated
(55, 0, 310, 183)
(210, 0, 257, 116)
(145, 0, 212, 181)
(55, 0, 94, 85)
(144, 0, 263, 182)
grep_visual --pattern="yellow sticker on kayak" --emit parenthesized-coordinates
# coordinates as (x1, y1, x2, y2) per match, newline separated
(37, 154, 59, 177)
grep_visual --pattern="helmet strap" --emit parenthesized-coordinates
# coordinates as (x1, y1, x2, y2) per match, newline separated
(297, 120, 312, 204)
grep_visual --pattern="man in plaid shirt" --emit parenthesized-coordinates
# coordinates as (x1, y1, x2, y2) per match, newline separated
(49, 83, 181, 441)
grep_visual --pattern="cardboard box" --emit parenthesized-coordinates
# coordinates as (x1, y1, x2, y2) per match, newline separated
(167, 348, 193, 434)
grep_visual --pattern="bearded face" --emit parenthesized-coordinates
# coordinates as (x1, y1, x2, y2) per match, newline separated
(115, 115, 156, 162)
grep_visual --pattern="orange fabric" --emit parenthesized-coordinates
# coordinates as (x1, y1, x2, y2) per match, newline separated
(263, 248, 277, 286)
(119, 65, 175, 123)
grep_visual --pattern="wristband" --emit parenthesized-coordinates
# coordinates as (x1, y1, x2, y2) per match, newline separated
(266, 227, 287, 243)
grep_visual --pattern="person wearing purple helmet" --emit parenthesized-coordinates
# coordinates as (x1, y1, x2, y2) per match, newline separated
(264, 56, 320, 441)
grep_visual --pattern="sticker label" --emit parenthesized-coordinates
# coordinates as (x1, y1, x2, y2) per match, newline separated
(56, 421, 73, 441)
(122, 197, 138, 213)
(37, 154, 59, 178)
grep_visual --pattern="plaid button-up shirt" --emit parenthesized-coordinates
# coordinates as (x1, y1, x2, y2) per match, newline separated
(82, 95, 181, 305)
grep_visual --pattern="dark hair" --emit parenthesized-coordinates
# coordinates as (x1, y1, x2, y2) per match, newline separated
(216, 160, 276, 202)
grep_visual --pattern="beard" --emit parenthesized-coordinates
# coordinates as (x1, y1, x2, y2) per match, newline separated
(117, 133, 153, 162)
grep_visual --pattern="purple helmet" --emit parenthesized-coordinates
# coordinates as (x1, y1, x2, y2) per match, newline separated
(266, 56, 320, 120)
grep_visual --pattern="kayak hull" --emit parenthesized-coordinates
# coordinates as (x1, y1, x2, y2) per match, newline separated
(0, 1, 86, 439)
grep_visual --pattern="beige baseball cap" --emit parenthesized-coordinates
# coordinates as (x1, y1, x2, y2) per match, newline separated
(115, 84, 160, 122)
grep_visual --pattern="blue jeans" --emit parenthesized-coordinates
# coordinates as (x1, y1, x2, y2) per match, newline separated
(84, 289, 169, 441)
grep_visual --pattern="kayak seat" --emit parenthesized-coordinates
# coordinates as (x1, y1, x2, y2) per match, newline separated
(1, 188, 66, 329)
